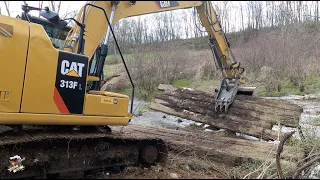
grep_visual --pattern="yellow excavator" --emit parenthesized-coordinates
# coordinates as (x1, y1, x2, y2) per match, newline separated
(0, 1, 255, 178)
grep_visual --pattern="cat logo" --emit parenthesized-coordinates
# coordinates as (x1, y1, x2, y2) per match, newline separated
(60, 60, 85, 78)
(155, 1, 179, 9)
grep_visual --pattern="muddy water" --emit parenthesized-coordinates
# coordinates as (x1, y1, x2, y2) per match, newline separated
(265, 93, 320, 139)
(129, 100, 200, 130)
(266, 93, 320, 179)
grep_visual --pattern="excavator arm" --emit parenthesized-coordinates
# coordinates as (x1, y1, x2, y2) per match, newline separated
(63, 1, 254, 113)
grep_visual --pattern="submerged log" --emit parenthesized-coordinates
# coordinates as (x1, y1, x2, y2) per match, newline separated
(150, 84, 303, 141)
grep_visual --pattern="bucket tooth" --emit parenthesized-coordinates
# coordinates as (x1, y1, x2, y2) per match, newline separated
(224, 102, 230, 113)
(219, 105, 223, 113)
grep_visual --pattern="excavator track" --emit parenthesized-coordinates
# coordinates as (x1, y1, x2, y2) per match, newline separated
(0, 126, 168, 179)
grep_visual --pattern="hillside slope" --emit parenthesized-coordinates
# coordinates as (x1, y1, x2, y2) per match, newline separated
(104, 22, 320, 99)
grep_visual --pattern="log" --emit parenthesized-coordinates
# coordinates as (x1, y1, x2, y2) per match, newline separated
(118, 124, 303, 177)
(150, 84, 303, 141)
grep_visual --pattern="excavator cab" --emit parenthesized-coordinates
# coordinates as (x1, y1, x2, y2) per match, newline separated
(21, 4, 68, 30)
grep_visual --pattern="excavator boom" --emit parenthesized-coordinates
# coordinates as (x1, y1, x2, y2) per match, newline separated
(63, 1, 255, 113)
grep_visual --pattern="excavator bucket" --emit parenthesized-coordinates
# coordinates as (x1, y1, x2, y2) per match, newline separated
(215, 78, 256, 113)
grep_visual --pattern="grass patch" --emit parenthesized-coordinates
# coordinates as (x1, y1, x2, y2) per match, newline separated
(119, 86, 159, 101)
(118, 78, 220, 101)
(142, 87, 160, 101)
(186, 123, 203, 130)
(281, 79, 305, 95)
(304, 75, 320, 94)
(190, 79, 220, 93)
(105, 54, 133, 65)
(311, 117, 320, 126)
(305, 98, 320, 102)
(103, 63, 123, 79)
(172, 78, 220, 93)
(258, 87, 284, 97)
(119, 87, 133, 97)
(258, 75, 320, 97)
(133, 103, 150, 116)
(230, 159, 265, 178)
(259, 79, 302, 97)
(173, 79, 193, 87)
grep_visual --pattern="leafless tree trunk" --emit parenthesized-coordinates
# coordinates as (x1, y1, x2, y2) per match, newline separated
(57, 1, 61, 13)
(3, 1, 10, 17)
(271, 1, 275, 27)
(297, 1, 302, 23)
(240, 3, 245, 31)
(39, 1, 43, 17)
(50, 1, 61, 13)
(221, 1, 229, 33)
(316, 1, 319, 23)
(50, 1, 55, 11)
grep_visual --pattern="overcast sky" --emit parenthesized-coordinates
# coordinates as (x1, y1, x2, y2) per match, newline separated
(0, 1, 241, 17)
(0, 1, 253, 35)
(0, 1, 242, 24)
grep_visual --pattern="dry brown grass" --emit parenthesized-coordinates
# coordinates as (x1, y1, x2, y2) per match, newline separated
(126, 45, 218, 100)
(233, 26, 320, 93)
(104, 23, 320, 98)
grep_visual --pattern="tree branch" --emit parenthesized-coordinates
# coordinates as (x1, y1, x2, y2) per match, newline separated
(292, 156, 320, 179)
(57, 1, 61, 14)
(38, 1, 43, 17)
(276, 131, 295, 179)
(50, 1, 55, 12)
(3, 1, 10, 17)
(297, 152, 320, 167)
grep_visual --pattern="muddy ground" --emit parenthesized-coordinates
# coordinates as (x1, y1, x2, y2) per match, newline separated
(97, 153, 230, 179)
(92, 93, 320, 179)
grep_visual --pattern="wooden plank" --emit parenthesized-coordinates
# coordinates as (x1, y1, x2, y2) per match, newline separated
(150, 102, 283, 141)
(150, 84, 303, 140)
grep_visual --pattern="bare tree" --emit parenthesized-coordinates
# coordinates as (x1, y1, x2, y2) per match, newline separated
(271, 1, 275, 27)
(316, 1, 319, 23)
(239, 2, 245, 31)
(3, 1, 10, 17)
(50, 1, 61, 13)
(297, 1, 302, 23)
(39, 1, 43, 17)
(220, 1, 229, 33)
(181, 10, 189, 39)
